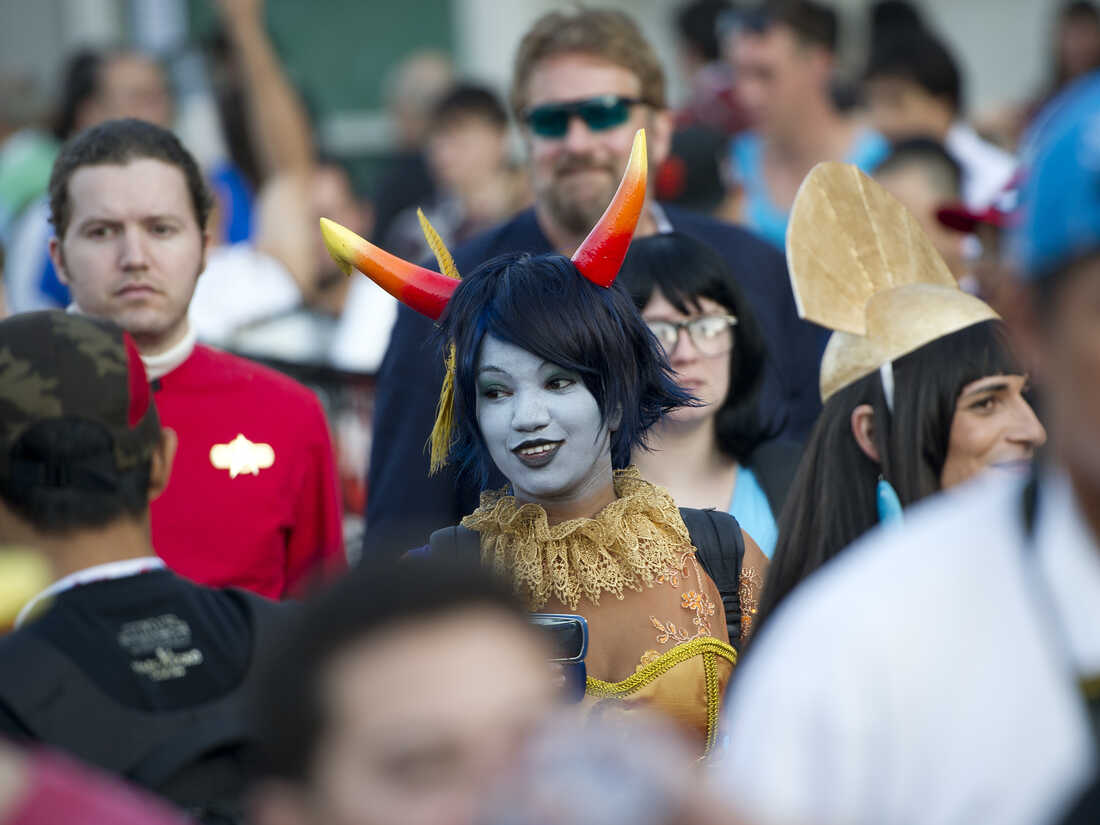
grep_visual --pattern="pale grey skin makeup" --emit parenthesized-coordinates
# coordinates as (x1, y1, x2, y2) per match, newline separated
(475, 335, 618, 510)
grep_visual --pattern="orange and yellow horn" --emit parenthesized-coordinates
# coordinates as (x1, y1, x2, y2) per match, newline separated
(570, 128, 648, 288)
(319, 217, 458, 321)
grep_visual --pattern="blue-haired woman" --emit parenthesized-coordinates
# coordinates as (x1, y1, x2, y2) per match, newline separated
(320, 132, 767, 755)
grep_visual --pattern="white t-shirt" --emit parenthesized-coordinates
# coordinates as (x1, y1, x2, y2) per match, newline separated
(946, 122, 1017, 210)
(715, 471, 1100, 825)
(189, 242, 301, 346)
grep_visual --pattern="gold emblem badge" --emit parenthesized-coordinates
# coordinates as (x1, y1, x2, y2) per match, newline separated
(209, 433, 275, 478)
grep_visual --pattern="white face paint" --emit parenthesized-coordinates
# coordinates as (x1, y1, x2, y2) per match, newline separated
(475, 335, 614, 506)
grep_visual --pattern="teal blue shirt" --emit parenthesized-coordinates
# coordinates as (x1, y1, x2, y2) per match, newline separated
(728, 466, 778, 558)
(729, 129, 890, 250)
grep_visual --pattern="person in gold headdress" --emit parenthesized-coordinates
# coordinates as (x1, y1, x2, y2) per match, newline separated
(319, 131, 767, 757)
(753, 161, 1046, 636)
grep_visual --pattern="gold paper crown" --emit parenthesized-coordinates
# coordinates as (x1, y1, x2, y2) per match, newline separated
(786, 162, 999, 401)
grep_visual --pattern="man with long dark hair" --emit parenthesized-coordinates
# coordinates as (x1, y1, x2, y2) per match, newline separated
(715, 75, 1100, 825)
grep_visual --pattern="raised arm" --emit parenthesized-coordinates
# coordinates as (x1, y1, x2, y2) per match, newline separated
(215, 0, 314, 178)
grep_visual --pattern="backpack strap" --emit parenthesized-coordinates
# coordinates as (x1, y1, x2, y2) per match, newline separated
(680, 507, 746, 649)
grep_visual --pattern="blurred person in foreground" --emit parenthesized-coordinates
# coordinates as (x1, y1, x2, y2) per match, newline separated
(863, 24, 1016, 211)
(47, 119, 344, 597)
(716, 76, 1100, 825)
(621, 232, 802, 558)
(0, 741, 190, 825)
(726, 0, 888, 250)
(476, 712, 734, 825)
(250, 560, 555, 825)
(0, 311, 295, 821)
(366, 7, 824, 561)
(873, 138, 969, 284)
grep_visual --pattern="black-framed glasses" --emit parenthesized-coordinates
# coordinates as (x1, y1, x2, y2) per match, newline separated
(524, 95, 642, 139)
(647, 314, 738, 356)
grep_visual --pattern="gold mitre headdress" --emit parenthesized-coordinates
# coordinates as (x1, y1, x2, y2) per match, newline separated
(786, 162, 1000, 402)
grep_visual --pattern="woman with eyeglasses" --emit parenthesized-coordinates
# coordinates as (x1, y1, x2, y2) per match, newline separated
(619, 232, 802, 559)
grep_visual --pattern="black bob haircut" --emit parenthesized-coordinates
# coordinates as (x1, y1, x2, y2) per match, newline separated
(251, 558, 528, 783)
(864, 27, 963, 114)
(617, 232, 773, 461)
(49, 117, 213, 240)
(439, 252, 695, 486)
(0, 418, 152, 534)
(752, 319, 1021, 638)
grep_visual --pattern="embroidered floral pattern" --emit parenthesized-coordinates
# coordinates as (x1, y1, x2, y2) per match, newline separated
(739, 567, 762, 642)
(647, 552, 717, 652)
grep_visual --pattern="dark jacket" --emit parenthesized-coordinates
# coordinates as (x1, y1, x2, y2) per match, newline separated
(364, 206, 823, 560)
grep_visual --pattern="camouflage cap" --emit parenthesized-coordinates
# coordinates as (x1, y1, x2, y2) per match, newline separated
(0, 311, 161, 484)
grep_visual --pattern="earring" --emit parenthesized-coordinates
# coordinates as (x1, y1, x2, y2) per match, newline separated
(876, 476, 904, 525)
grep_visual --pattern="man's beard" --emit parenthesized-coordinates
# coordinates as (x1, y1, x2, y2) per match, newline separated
(540, 154, 620, 237)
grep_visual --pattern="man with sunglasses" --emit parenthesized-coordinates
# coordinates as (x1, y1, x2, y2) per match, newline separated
(364, 8, 824, 561)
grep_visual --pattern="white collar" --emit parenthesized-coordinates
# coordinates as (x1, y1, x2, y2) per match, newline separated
(140, 323, 197, 380)
(14, 557, 166, 629)
(67, 305, 197, 381)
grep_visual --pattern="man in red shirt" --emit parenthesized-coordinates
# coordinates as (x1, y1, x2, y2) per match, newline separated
(45, 118, 344, 597)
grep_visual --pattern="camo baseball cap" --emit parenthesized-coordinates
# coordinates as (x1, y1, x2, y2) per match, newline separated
(0, 311, 161, 485)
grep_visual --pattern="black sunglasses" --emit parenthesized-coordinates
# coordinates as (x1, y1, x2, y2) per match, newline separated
(524, 95, 642, 139)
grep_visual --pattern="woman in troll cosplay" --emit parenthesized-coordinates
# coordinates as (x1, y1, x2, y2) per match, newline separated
(320, 132, 768, 755)
(752, 162, 1046, 638)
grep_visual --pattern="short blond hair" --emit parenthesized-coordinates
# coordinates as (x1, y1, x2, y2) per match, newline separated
(510, 9, 667, 119)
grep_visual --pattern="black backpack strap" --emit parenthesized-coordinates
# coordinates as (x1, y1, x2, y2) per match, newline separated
(744, 439, 803, 520)
(428, 525, 482, 565)
(680, 507, 746, 649)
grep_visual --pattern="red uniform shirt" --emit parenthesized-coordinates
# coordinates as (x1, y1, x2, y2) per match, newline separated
(150, 344, 345, 597)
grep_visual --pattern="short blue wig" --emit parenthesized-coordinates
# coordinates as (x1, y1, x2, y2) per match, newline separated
(438, 252, 694, 486)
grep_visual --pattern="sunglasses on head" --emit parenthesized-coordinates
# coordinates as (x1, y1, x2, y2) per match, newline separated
(524, 95, 643, 139)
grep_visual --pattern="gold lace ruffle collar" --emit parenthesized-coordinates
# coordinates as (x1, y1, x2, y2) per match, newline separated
(461, 466, 692, 611)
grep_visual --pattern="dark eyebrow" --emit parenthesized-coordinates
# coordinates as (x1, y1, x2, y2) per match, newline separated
(477, 365, 506, 376)
(961, 381, 1011, 399)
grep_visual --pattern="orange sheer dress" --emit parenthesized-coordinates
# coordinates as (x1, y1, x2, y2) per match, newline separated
(462, 467, 764, 756)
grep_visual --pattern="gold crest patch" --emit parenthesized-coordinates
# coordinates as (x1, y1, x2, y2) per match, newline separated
(209, 433, 275, 478)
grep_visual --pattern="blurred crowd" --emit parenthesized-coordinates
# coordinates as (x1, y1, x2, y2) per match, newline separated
(1, 0, 1100, 824)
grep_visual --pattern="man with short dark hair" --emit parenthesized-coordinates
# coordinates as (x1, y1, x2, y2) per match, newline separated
(727, 0, 889, 249)
(0, 310, 294, 822)
(250, 559, 554, 825)
(47, 118, 344, 598)
(365, 7, 824, 560)
(863, 25, 1016, 210)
